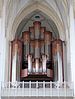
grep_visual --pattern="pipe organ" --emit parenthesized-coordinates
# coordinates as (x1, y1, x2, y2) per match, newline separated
(10, 21, 64, 82)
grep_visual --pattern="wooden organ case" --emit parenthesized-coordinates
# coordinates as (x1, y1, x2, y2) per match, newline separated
(10, 21, 64, 82)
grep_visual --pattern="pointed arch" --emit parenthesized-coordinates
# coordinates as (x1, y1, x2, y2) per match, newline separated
(6, 2, 66, 41)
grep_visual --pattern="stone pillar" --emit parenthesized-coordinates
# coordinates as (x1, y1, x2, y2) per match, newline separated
(62, 42, 67, 81)
(69, 0, 75, 95)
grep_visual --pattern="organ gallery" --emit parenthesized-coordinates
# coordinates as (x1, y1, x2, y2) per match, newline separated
(10, 21, 64, 82)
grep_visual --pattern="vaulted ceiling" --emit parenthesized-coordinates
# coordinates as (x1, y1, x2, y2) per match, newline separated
(0, 0, 3, 17)
(0, 0, 75, 41)
(0, 0, 75, 17)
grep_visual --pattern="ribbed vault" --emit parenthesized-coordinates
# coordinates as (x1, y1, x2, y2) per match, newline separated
(5, 0, 66, 41)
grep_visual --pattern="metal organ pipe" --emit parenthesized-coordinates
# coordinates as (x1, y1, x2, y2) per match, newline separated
(52, 39, 63, 82)
(22, 31, 30, 60)
(11, 43, 17, 82)
(40, 27, 45, 39)
(45, 31, 52, 60)
(40, 27, 45, 55)
(42, 55, 47, 73)
(34, 21, 41, 39)
(29, 27, 34, 40)
(21, 31, 30, 77)
(11, 39, 22, 82)
(28, 55, 32, 73)
(35, 58, 39, 73)
(57, 42, 63, 82)
(35, 40, 40, 59)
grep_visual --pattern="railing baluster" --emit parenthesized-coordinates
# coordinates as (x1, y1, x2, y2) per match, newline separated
(29, 81, 31, 96)
(23, 81, 24, 88)
(50, 81, 52, 97)
(23, 81, 24, 96)
(0, 81, 74, 97)
(36, 81, 38, 96)
(43, 81, 45, 96)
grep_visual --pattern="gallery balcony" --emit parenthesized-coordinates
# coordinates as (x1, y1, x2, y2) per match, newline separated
(1, 81, 74, 98)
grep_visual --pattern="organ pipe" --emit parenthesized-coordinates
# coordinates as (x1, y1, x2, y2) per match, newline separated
(28, 54, 32, 73)
(29, 27, 34, 40)
(22, 31, 30, 60)
(11, 39, 22, 82)
(42, 55, 47, 73)
(40, 27, 45, 39)
(35, 40, 40, 58)
(34, 21, 41, 39)
(45, 31, 52, 60)
(52, 39, 63, 82)
(35, 58, 39, 73)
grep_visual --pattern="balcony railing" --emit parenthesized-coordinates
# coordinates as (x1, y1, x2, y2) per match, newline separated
(1, 81, 74, 97)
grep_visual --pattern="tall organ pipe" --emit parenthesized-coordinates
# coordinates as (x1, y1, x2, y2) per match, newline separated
(42, 55, 47, 73)
(40, 27, 45, 55)
(34, 40, 40, 58)
(52, 39, 63, 82)
(22, 31, 30, 60)
(33, 21, 41, 39)
(11, 39, 22, 82)
(21, 31, 30, 77)
(29, 27, 34, 40)
(45, 31, 52, 60)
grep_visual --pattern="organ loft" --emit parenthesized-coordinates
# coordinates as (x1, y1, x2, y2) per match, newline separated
(10, 21, 64, 82)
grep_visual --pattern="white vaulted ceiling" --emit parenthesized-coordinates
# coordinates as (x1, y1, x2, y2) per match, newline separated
(4, 0, 65, 40)
(0, 0, 75, 18)
(0, 0, 4, 17)
(0, 0, 74, 40)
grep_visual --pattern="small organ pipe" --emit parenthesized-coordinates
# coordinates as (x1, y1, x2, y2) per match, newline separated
(28, 55, 32, 73)
(35, 58, 39, 73)
(42, 55, 47, 73)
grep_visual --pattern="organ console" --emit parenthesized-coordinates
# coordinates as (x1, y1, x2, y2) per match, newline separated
(10, 21, 64, 82)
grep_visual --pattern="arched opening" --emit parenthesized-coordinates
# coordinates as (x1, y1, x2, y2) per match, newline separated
(7, 2, 65, 41)
(10, 10, 64, 82)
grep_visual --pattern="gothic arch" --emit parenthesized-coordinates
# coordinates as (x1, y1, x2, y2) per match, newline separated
(6, 1, 66, 41)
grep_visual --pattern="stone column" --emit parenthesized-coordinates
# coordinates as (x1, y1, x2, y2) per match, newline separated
(62, 42, 67, 81)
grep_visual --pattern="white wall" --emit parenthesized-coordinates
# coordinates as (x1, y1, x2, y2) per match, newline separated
(0, 3, 6, 83)
(69, 0, 75, 96)
(0, 18, 5, 83)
